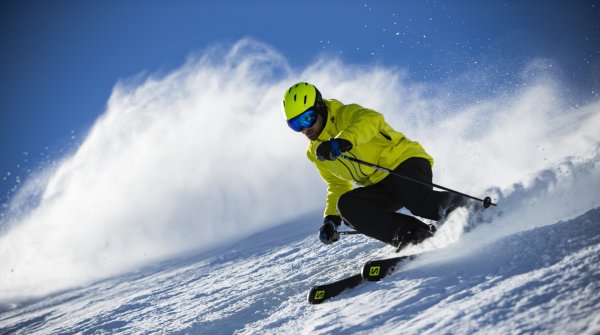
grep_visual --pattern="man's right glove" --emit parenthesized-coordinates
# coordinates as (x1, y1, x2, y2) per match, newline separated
(318, 215, 342, 244)
(316, 138, 353, 161)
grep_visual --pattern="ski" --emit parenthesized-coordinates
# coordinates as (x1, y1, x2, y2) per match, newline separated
(307, 254, 417, 304)
(307, 273, 364, 304)
(361, 255, 417, 282)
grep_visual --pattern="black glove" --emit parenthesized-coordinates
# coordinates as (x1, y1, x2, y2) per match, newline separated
(318, 215, 342, 244)
(316, 138, 353, 161)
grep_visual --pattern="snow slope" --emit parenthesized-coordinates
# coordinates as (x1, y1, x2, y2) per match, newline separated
(1, 152, 599, 334)
(1, 40, 600, 334)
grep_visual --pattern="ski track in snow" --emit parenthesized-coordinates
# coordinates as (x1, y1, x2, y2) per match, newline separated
(1, 153, 600, 334)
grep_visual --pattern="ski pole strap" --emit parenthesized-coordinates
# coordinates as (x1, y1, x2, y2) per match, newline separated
(339, 154, 497, 208)
(331, 139, 341, 157)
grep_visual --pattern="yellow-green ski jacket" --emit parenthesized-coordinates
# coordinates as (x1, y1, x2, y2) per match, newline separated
(307, 99, 434, 218)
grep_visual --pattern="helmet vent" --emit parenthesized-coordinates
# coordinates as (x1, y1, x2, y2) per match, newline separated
(303, 95, 307, 104)
(293, 94, 297, 101)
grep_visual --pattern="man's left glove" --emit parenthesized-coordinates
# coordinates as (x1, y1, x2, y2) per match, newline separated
(316, 138, 353, 161)
(318, 215, 342, 244)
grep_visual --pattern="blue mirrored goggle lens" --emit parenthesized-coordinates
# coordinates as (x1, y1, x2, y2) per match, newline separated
(287, 109, 317, 132)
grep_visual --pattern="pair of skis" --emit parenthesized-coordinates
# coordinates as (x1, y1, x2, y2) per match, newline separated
(307, 254, 417, 304)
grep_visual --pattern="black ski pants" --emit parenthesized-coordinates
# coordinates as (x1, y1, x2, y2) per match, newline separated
(337, 157, 456, 245)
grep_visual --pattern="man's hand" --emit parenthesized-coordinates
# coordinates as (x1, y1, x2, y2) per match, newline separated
(318, 215, 342, 244)
(316, 138, 352, 161)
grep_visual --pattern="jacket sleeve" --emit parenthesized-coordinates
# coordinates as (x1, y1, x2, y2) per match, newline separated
(335, 105, 385, 146)
(320, 165, 354, 217)
(310, 155, 354, 218)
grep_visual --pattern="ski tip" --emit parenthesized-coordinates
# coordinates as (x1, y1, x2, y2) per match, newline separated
(361, 260, 385, 282)
(307, 286, 326, 304)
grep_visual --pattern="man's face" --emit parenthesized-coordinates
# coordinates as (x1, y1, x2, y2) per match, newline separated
(301, 113, 324, 141)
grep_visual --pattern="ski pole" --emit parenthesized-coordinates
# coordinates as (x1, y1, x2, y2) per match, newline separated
(338, 230, 361, 235)
(339, 154, 497, 208)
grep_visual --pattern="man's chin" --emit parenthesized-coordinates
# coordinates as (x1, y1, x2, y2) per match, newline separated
(305, 133, 318, 141)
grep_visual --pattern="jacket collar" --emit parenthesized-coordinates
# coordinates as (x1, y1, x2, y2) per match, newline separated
(316, 100, 338, 142)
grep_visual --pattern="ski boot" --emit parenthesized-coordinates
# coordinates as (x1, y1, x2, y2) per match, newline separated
(391, 224, 436, 253)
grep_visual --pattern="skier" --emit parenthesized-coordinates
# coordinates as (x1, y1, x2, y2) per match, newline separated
(282, 82, 464, 251)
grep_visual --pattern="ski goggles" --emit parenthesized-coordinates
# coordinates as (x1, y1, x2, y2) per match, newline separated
(287, 109, 317, 132)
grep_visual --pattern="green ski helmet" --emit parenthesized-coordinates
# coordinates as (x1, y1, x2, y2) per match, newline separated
(282, 82, 324, 121)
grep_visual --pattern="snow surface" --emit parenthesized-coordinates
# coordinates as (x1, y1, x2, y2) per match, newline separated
(1, 152, 599, 334)
(1, 40, 600, 334)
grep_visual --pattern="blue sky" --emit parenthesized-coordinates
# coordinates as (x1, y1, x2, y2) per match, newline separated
(1, 0, 599, 202)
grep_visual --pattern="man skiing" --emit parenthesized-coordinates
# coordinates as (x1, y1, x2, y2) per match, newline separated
(282, 82, 463, 251)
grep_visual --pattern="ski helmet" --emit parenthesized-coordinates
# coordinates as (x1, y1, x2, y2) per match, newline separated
(282, 82, 323, 121)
